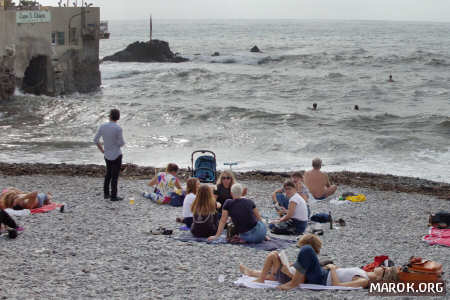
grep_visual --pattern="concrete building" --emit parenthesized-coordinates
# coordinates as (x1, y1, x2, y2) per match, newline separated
(0, 3, 101, 99)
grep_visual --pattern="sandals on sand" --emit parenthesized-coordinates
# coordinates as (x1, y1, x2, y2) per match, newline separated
(150, 227, 173, 235)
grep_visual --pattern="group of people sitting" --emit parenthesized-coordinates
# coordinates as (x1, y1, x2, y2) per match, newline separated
(143, 157, 338, 243)
(0, 188, 54, 236)
(240, 234, 399, 290)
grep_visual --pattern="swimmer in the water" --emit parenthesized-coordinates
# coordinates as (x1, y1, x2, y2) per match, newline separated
(354, 105, 359, 110)
(312, 103, 317, 110)
(388, 75, 394, 82)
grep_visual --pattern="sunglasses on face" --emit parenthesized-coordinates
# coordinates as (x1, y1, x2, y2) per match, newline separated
(223, 177, 231, 180)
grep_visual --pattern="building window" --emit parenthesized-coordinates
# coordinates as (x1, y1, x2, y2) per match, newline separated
(51, 32, 56, 45)
(57, 32, 65, 45)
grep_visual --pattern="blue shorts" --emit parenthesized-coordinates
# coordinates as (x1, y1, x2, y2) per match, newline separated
(37, 193, 47, 208)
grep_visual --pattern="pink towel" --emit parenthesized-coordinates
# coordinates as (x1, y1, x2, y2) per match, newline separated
(30, 203, 63, 214)
(423, 227, 450, 247)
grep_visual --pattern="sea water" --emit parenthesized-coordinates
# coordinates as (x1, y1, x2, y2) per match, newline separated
(0, 19, 449, 182)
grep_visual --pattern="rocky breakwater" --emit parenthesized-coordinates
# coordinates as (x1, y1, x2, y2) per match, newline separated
(103, 39, 188, 63)
(0, 162, 449, 200)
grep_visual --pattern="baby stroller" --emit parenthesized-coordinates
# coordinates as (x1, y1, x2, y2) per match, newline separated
(191, 150, 217, 183)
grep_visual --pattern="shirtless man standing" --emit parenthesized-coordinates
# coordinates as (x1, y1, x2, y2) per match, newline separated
(304, 158, 337, 200)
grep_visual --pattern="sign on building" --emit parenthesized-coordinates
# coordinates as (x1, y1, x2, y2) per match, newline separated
(16, 11, 51, 24)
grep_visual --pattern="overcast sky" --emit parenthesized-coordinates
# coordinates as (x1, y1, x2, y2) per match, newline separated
(40, 0, 450, 22)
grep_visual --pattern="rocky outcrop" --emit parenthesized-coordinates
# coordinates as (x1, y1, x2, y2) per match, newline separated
(103, 40, 188, 63)
(250, 45, 261, 53)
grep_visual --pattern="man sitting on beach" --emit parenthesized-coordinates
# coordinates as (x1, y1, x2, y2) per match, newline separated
(304, 158, 337, 200)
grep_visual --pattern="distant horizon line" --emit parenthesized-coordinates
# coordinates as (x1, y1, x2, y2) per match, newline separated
(102, 17, 450, 24)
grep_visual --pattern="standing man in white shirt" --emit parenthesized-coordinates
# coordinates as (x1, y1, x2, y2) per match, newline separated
(94, 109, 125, 201)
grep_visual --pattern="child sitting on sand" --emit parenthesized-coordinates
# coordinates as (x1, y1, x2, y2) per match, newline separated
(270, 180, 308, 235)
(272, 171, 310, 217)
(143, 163, 183, 205)
(176, 177, 200, 228)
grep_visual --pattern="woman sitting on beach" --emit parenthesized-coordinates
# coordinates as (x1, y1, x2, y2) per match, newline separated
(190, 185, 220, 238)
(214, 170, 247, 214)
(208, 183, 267, 244)
(270, 180, 308, 235)
(176, 177, 200, 228)
(278, 244, 399, 290)
(239, 234, 322, 284)
(272, 171, 310, 217)
(1, 188, 53, 210)
(143, 163, 183, 205)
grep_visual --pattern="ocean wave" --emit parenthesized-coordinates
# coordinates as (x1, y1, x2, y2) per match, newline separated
(180, 106, 312, 125)
(425, 58, 449, 67)
(104, 70, 148, 80)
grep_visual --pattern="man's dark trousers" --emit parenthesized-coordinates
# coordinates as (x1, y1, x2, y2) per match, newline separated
(104, 155, 122, 198)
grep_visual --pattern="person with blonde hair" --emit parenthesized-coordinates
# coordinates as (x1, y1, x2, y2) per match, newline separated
(209, 183, 267, 244)
(214, 170, 247, 214)
(176, 178, 200, 228)
(239, 234, 322, 283)
(143, 163, 183, 205)
(190, 185, 219, 238)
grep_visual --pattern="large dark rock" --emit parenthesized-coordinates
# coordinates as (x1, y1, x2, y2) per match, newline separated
(103, 40, 188, 63)
(250, 45, 262, 53)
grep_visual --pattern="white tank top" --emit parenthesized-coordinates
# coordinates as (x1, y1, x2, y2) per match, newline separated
(326, 267, 368, 286)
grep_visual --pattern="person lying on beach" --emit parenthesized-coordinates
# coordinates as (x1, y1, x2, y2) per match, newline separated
(270, 180, 308, 235)
(208, 183, 267, 244)
(190, 185, 221, 238)
(214, 170, 247, 215)
(143, 163, 183, 204)
(239, 234, 322, 284)
(272, 171, 310, 217)
(304, 158, 337, 200)
(176, 177, 200, 228)
(278, 244, 399, 290)
(1, 188, 52, 210)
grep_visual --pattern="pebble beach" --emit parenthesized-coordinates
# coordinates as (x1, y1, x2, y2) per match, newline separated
(1, 172, 449, 299)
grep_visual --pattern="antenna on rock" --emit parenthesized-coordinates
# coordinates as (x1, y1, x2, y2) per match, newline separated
(149, 14, 152, 44)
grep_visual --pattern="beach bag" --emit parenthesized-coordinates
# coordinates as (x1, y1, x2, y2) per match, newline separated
(310, 213, 330, 223)
(398, 257, 443, 283)
(362, 255, 395, 272)
(226, 222, 238, 241)
(270, 219, 297, 235)
(169, 192, 185, 207)
(429, 211, 450, 228)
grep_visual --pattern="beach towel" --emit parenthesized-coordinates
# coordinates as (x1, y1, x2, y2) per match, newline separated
(423, 227, 450, 247)
(173, 232, 295, 251)
(4, 208, 31, 216)
(30, 203, 63, 214)
(234, 275, 362, 290)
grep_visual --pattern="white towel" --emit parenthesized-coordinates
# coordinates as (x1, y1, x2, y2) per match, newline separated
(234, 275, 361, 290)
(5, 208, 31, 216)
